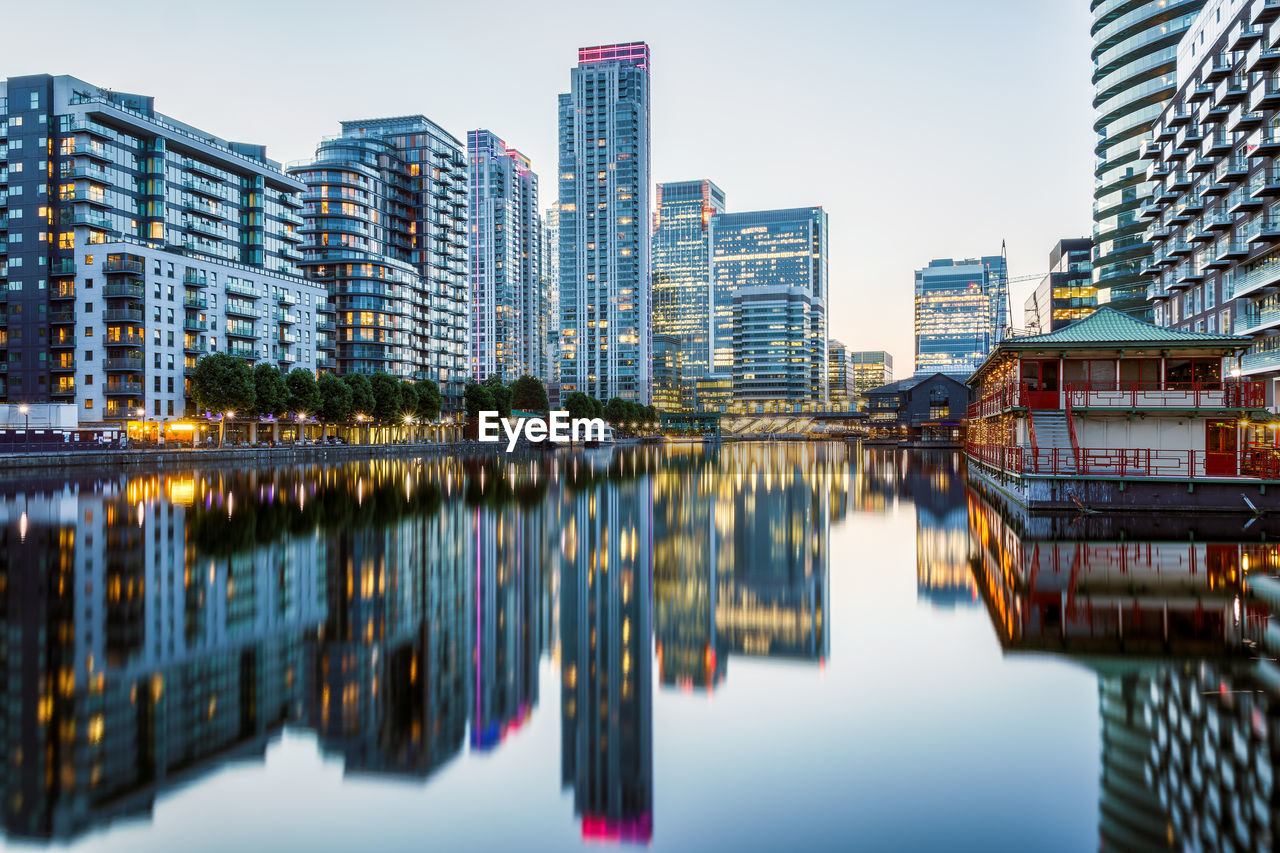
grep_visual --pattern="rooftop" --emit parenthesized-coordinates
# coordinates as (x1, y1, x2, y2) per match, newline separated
(1005, 307, 1247, 346)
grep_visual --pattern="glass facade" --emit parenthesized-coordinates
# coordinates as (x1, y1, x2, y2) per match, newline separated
(558, 43, 652, 403)
(850, 350, 895, 398)
(0, 74, 322, 417)
(1091, 0, 1205, 319)
(827, 339, 853, 407)
(652, 179, 725, 409)
(468, 130, 542, 383)
(712, 208, 829, 405)
(913, 256, 1007, 376)
(290, 117, 468, 408)
(1024, 237, 1096, 334)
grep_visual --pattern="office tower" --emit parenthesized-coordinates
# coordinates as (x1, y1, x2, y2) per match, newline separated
(651, 333, 681, 412)
(558, 42, 652, 403)
(468, 130, 542, 383)
(913, 255, 1007, 376)
(652, 179, 725, 407)
(290, 116, 468, 409)
(1024, 238, 1096, 334)
(1091, 0, 1205, 319)
(827, 339, 853, 408)
(1141, 0, 1280, 410)
(849, 350, 894, 397)
(0, 74, 325, 420)
(712, 207, 829, 406)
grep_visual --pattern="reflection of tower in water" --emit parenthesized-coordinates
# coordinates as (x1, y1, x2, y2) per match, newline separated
(560, 467, 654, 843)
(905, 451, 975, 608)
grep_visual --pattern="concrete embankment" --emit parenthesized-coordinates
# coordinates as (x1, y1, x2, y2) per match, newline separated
(0, 442, 457, 474)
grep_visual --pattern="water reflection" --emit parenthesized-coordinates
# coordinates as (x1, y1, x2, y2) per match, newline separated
(0, 444, 849, 845)
(967, 479, 1280, 851)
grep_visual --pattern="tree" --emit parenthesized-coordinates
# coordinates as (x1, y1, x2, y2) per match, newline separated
(605, 397, 630, 426)
(641, 405, 658, 428)
(190, 353, 254, 446)
(253, 363, 289, 418)
(318, 372, 353, 423)
(482, 374, 513, 418)
(285, 368, 322, 416)
(399, 380, 419, 415)
(564, 391, 595, 422)
(370, 372, 403, 423)
(342, 372, 375, 417)
(510, 375, 549, 412)
(415, 378, 443, 421)
(589, 396, 605, 419)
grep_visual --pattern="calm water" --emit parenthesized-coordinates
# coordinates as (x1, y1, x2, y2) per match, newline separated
(0, 443, 1275, 851)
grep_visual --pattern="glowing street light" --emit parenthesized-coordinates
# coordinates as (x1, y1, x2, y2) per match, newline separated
(18, 404, 29, 451)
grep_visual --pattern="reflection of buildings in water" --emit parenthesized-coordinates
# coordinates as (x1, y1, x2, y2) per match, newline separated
(907, 451, 974, 608)
(966, 484, 1280, 852)
(851, 447, 898, 514)
(651, 444, 838, 694)
(560, 471, 654, 843)
(715, 444, 831, 664)
(0, 476, 325, 841)
(472, 504, 544, 750)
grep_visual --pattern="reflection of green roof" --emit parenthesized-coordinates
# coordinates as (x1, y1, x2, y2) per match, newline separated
(1008, 307, 1248, 346)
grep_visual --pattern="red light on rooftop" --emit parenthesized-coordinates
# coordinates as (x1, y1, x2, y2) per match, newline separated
(578, 42, 650, 70)
(582, 813, 653, 844)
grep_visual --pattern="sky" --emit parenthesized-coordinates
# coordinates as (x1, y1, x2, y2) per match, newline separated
(3, 0, 1097, 376)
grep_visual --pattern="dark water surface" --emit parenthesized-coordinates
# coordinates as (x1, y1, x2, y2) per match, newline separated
(0, 444, 1275, 851)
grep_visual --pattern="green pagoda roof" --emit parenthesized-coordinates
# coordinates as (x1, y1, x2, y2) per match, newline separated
(1005, 307, 1249, 346)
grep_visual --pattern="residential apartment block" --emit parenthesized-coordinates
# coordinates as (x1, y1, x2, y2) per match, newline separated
(1140, 0, 1280, 410)
(289, 116, 468, 408)
(468, 130, 542, 383)
(558, 43, 652, 403)
(0, 74, 325, 422)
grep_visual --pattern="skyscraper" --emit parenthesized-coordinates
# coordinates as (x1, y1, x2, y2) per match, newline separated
(468, 130, 541, 383)
(558, 42, 652, 403)
(652, 179, 725, 408)
(542, 203, 561, 399)
(711, 207, 829, 406)
(827, 340, 853, 408)
(913, 255, 1008, 376)
(849, 350, 894, 399)
(1024, 237, 1094, 335)
(1091, 0, 1205, 319)
(290, 116, 469, 409)
(0, 74, 325, 420)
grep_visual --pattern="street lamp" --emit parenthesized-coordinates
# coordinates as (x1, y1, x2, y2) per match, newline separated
(18, 404, 29, 452)
(296, 412, 307, 445)
(223, 411, 234, 448)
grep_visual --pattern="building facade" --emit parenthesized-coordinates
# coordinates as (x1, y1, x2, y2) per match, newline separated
(827, 339, 854, 408)
(289, 116, 468, 409)
(558, 43, 652, 403)
(850, 350, 894, 401)
(1091, 0, 1206, 318)
(542, 203, 561, 395)
(0, 74, 325, 423)
(468, 130, 542, 383)
(914, 256, 1008, 377)
(712, 207, 828, 405)
(1023, 237, 1096, 334)
(652, 179, 725, 408)
(1140, 0, 1280, 411)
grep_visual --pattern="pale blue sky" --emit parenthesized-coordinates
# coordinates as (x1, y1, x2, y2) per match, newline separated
(5, 0, 1095, 374)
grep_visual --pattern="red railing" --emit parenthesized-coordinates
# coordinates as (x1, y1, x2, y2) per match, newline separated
(966, 443, 1280, 480)
(969, 379, 1021, 420)
(1064, 380, 1265, 409)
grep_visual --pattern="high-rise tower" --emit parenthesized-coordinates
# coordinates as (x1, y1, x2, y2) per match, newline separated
(558, 42, 652, 403)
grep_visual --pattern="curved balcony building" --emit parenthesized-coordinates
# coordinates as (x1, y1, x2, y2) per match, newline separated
(1091, 0, 1205, 319)
(290, 117, 469, 408)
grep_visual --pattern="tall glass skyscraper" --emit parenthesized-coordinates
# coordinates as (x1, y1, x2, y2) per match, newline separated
(467, 130, 541, 383)
(913, 256, 1008, 376)
(652, 180, 725, 409)
(558, 42, 652, 403)
(542, 203, 561, 397)
(711, 208, 828, 405)
(1091, 0, 1205, 319)
(290, 116, 469, 408)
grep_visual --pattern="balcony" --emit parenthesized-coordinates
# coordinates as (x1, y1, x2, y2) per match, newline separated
(104, 334, 145, 348)
(1064, 380, 1265, 411)
(1254, 75, 1280, 111)
(49, 311, 76, 324)
(184, 339, 207, 354)
(50, 383, 75, 397)
(274, 310, 299, 325)
(50, 359, 75, 372)
(225, 303, 256, 319)
(103, 257, 144, 275)
(183, 318, 208, 332)
(1190, 219, 1215, 242)
(1140, 140, 1164, 159)
(1148, 159, 1172, 180)
(1231, 109, 1265, 133)
(1254, 0, 1280, 25)
(1221, 76, 1249, 105)
(276, 292, 297, 306)
(1166, 144, 1190, 163)
(1237, 304, 1280, 335)
(51, 283, 75, 299)
(1232, 24, 1265, 52)
(228, 343, 257, 360)
(104, 382, 143, 396)
(1204, 211, 1235, 230)
(1188, 155, 1216, 174)
(104, 282, 144, 299)
(103, 308, 144, 323)
(1254, 168, 1280, 197)
(225, 280, 259, 298)
(103, 356, 144, 371)
(1168, 240, 1194, 258)
(183, 295, 208, 309)
(1249, 43, 1280, 74)
(1206, 133, 1234, 157)
(1156, 121, 1178, 142)
(1217, 239, 1251, 262)
(317, 319, 336, 332)
(1230, 259, 1280, 298)
(183, 270, 208, 286)
(52, 259, 77, 275)
(1242, 347, 1280, 374)
(1230, 190, 1265, 213)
